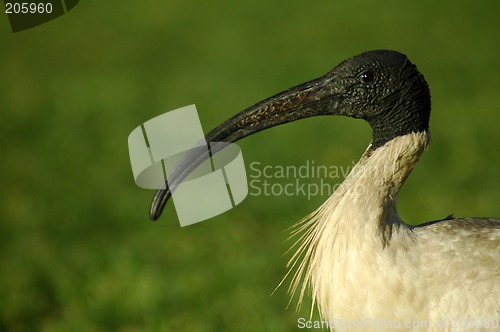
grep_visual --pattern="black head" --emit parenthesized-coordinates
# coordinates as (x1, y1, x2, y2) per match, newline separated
(328, 50, 431, 149)
(149, 50, 432, 219)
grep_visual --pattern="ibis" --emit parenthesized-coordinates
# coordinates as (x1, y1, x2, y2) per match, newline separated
(150, 50, 500, 330)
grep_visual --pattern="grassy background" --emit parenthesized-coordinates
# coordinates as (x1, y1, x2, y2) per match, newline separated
(1, 1, 499, 330)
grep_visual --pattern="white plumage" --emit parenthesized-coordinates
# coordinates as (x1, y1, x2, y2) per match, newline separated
(287, 131, 499, 331)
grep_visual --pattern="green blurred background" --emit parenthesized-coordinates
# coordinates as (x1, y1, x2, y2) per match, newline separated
(1, 1, 499, 331)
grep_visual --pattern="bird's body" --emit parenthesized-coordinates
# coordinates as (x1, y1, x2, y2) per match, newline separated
(289, 131, 500, 330)
(149, 50, 500, 331)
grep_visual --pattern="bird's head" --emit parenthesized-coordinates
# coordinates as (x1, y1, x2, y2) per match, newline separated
(150, 50, 431, 220)
(330, 50, 431, 148)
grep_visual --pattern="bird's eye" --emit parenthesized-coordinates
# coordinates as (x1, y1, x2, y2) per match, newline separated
(359, 70, 375, 83)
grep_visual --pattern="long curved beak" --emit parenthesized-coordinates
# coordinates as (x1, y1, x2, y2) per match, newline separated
(150, 73, 346, 220)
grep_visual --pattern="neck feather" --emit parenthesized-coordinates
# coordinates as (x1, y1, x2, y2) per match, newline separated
(285, 131, 430, 318)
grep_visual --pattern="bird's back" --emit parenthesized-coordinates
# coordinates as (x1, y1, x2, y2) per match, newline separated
(412, 217, 500, 267)
(409, 217, 500, 324)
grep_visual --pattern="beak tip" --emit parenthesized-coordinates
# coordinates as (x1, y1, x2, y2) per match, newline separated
(149, 187, 171, 221)
(149, 211, 159, 221)
(149, 204, 160, 221)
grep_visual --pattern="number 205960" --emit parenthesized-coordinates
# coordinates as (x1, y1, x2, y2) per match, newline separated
(5, 2, 53, 14)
